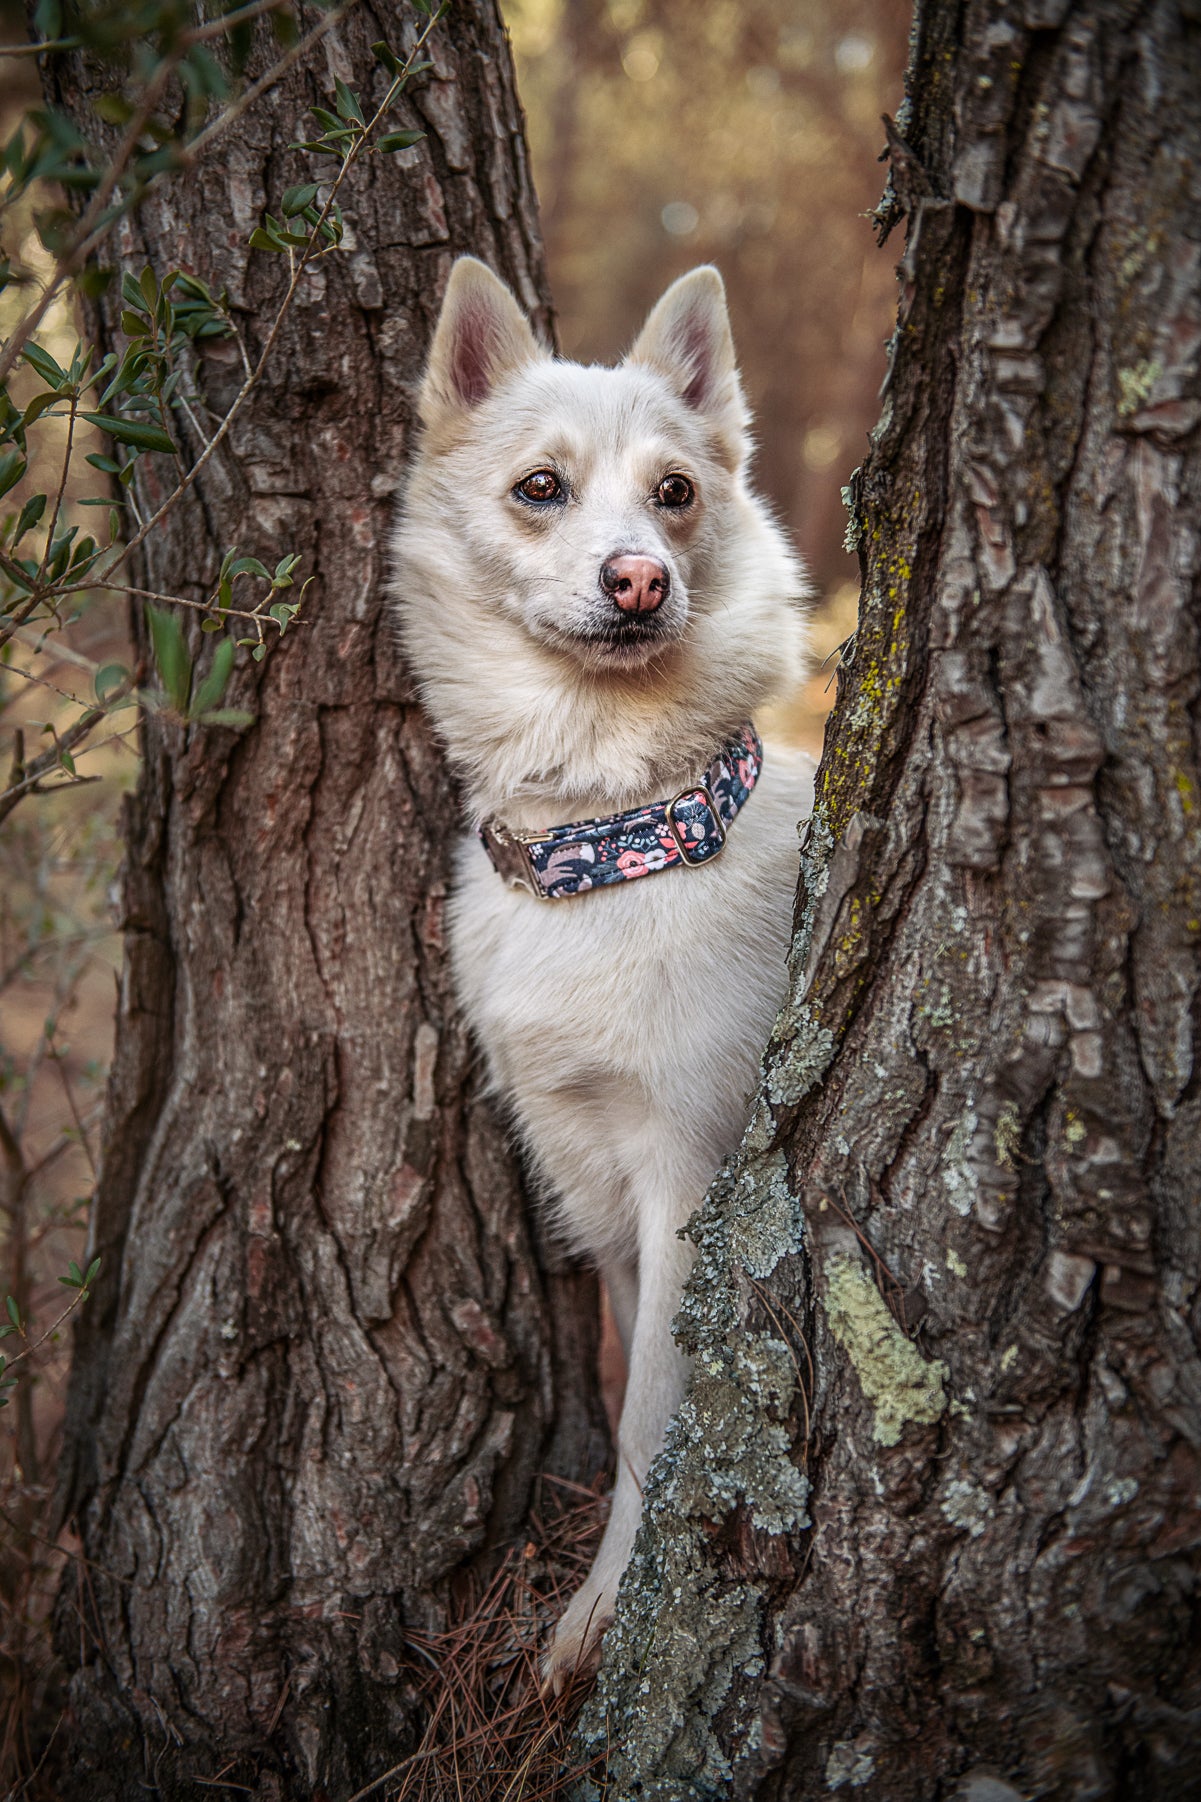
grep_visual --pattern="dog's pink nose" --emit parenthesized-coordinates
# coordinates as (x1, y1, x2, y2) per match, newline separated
(601, 555, 670, 614)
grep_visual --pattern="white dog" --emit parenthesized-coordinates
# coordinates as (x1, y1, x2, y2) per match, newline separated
(393, 257, 814, 1688)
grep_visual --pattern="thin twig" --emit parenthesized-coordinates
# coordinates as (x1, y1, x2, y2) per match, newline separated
(48, 1029, 98, 1181)
(48, 576, 304, 628)
(0, 1281, 92, 1375)
(0, 674, 135, 826)
(33, 395, 78, 593)
(748, 1274, 812, 1459)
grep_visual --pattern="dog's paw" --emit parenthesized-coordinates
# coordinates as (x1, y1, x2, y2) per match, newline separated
(540, 1584, 614, 1697)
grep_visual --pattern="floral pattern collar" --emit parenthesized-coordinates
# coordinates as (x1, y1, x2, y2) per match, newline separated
(477, 722, 764, 900)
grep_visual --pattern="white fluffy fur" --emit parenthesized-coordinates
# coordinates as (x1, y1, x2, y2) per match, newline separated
(392, 258, 814, 1685)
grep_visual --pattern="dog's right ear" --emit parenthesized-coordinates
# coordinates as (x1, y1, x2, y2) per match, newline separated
(420, 258, 544, 437)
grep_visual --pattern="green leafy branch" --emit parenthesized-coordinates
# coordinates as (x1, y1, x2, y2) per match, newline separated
(0, 1256, 100, 1409)
(0, 0, 353, 387)
(1, 2, 448, 835)
(107, 0, 448, 588)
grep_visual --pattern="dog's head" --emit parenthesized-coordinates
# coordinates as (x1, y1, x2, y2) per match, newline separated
(407, 257, 770, 670)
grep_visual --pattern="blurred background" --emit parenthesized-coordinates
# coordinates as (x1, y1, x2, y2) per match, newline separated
(0, 1, 908, 1767)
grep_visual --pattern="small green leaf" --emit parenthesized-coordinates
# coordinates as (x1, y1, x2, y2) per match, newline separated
(282, 182, 320, 217)
(147, 604, 191, 711)
(13, 492, 46, 541)
(371, 39, 403, 74)
(333, 78, 365, 125)
(251, 644, 267, 662)
(190, 635, 234, 715)
(248, 227, 287, 252)
(94, 93, 135, 126)
(59, 748, 76, 775)
(84, 1256, 101, 1287)
(228, 555, 272, 582)
(83, 412, 176, 454)
(76, 264, 115, 300)
(85, 452, 121, 475)
(22, 342, 68, 388)
(22, 389, 62, 427)
(378, 130, 425, 154)
(5, 1296, 19, 1329)
(120, 270, 148, 312)
(94, 662, 127, 703)
(0, 449, 27, 501)
(200, 617, 222, 633)
(120, 308, 148, 336)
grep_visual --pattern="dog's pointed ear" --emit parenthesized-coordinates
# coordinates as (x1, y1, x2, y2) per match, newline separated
(420, 258, 545, 434)
(626, 267, 748, 465)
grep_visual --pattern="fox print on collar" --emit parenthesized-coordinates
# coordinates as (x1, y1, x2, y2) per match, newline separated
(478, 722, 764, 899)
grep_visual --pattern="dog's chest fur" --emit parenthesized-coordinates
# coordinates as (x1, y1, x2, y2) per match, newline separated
(449, 745, 812, 1262)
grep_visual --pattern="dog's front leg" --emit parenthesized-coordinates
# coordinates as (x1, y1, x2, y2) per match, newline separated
(544, 1208, 694, 1691)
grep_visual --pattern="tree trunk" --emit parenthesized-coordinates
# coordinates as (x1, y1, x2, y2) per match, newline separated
(588, 3, 1201, 1798)
(47, 8, 607, 1797)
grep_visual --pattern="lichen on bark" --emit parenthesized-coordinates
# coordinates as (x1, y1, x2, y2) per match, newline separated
(822, 1254, 947, 1446)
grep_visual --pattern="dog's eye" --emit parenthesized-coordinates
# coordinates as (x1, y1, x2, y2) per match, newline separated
(656, 475, 694, 509)
(515, 470, 562, 504)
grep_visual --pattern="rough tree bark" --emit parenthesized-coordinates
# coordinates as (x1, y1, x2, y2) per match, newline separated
(589, 3, 1201, 1798)
(46, 7, 607, 1797)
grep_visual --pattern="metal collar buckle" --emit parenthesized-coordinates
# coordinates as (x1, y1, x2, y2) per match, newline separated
(481, 822, 551, 897)
(666, 783, 725, 866)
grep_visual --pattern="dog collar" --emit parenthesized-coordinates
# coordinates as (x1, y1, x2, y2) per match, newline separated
(478, 722, 763, 900)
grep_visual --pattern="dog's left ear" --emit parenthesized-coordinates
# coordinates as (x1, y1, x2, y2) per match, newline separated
(626, 267, 748, 467)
